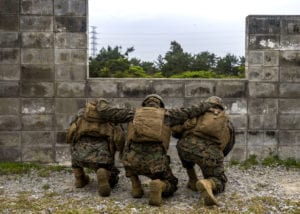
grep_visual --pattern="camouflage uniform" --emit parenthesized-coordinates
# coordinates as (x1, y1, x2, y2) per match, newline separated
(67, 99, 125, 196)
(96, 94, 214, 204)
(173, 96, 235, 205)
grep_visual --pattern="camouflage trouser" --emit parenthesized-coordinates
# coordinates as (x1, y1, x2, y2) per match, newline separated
(176, 135, 227, 194)
(71, 135, 119, 188)
(122, 141, 178, 197)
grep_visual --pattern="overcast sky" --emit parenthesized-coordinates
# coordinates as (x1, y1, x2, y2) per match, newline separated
(89, 0, 300, 62)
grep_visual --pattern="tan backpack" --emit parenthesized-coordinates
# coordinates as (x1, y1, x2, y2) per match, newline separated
(185, 107, 230, 150)
(127, 107, 171, 151)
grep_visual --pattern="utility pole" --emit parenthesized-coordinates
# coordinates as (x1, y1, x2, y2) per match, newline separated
(90, 26, 98, 57)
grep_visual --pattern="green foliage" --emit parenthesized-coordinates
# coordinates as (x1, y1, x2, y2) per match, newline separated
(262, 155, 300, 168)
(0, 162, 71, 175)
(0, 162, 41, 175)
(240, 155, 259, 170)
(170, 70, 236, 78)
(89, 41, 245, 78)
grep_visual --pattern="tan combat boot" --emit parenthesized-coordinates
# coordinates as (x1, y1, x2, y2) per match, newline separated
(130, 175, 144, 198)
(73, 168, 90, 188)
(196, 179, 218, 206)
(96, 168, 111, 197)
(186, 168, 198, 191)
(148, 179, 167, 206)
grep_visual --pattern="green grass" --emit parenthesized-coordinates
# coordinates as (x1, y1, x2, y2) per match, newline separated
(0, 162, 71, 176)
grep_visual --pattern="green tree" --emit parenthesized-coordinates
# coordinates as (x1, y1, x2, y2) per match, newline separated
(215, 53, 240, 76)
(159, 41, 193, 77)
(191, 51, 217, 71)
(89, 46, 134, 77)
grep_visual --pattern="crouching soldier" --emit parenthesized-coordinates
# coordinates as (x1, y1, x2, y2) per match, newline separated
(95, 94, 216, 206)
(172, 96, 235, 206)
(66, 99, 125, 197)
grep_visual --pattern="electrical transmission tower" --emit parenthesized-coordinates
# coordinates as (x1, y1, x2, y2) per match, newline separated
(90, 26, 98, 57)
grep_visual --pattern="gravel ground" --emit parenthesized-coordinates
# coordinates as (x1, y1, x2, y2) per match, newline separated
(0, 161, 299, 213)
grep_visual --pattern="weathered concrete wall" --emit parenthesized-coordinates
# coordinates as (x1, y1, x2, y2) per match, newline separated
(0, 1, 299, 163)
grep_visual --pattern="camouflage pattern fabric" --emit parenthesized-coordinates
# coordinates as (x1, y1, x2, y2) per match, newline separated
(176, 136, 227, 193)
(71, 135, 114, 169)
(122, 141, 178, 196)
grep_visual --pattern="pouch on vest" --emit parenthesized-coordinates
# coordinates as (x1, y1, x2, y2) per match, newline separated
(127, 107, 171, 151)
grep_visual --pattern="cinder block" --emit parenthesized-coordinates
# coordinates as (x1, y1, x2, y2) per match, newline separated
(0, 65, 20, 80)
(21, 49, 54, 64)
(0, 147, 21, 161)
(21, 32, 53, 48)
(248, 35, 280, 50)
(0, 116, 21, 131)
(224, 99, 248, 114)
(248, 98, 278, 114)
(229, 114, 247, 130)
(22, 98, 54, 114)
(264, 51, 279, 66)
(54, 0, 86, 16)
(21, 65, 54, 81)
(280, 50, 300, 66)
(279, 114, 300, 129)
(22, 147, 55, 163)
(0, 82, 19, 97)
(0, 98, 19, 115)
(279, 131, 300, 146)
(21, 0, 53, 15)
(0, 132, 20, 146)
(54, 17, 86, 32)
(247, 16, 281, 34)
(56, 82, 85, 97)
(22, 115, 53, 131)
(118, 79, 153, 98)
(153, 80, 184, 98)
(279, 99, 300, 114)
(281, 35, 300, 50)
(247, 66, 279, 81)
(20, 16, 53, 31)
(281, 17, 300, 35)
(216, 81, 247, 98)
(185, 80, 215, 98)
(280, 83, 300, 98)
(55, 65, 86, 81)
(226, 146, 247, 161)
(0, 0, 19, 14)
(55, 49, 86, 65)
(0, 49, 19, 64)
(56, 131, 66, 144)
(280, 66, 300, 82)
(55, 33, 86, 48)
(55, 98, 85, 114)
(248, 82, 278, 98)
(0, 15, 18, 31)
(21, 131, 54, 146)
(247, 51, 263, 66)
(21, 82, 54, 97)
(249, 114, 277, 129)
(278, 146, 300, 161)
(0, 32, 19, 48)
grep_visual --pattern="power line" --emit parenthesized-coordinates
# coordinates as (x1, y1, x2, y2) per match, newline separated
(90, 26, 98, 57)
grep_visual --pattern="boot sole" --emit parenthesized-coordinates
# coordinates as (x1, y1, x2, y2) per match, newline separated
(148, 180, 162, 206)
(97, 169, 111, 197)
(196, 181, 218, 206)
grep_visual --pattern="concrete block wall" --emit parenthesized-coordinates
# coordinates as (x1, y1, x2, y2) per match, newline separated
(0, 1, 299, 164)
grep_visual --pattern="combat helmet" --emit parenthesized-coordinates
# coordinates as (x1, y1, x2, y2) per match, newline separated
(205, 96, 225, 110)
(142, 94, 165, 108)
